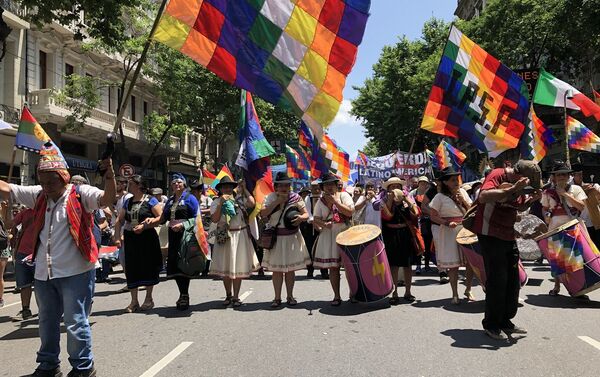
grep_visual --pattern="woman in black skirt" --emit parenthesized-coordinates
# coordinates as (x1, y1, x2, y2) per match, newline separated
(159, 173, 199, 310)
(381, 177, 419, 304)
(113, 175, 163, 313)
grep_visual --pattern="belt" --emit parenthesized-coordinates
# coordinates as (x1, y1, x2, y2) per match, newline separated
(229, 226, 248, 232)
(442, 216, 464, 224)
(276, 228, 299, 236)
(384, 223, 408, 229)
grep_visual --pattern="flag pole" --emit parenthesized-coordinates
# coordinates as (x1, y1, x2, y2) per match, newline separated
(112, 0, 168, 134)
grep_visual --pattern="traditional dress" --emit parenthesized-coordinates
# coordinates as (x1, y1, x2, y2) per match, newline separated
(313, 192, 354, 268)
(381, 199, 418, 267)
(261, 193, 311, 272)
(209, 196, 259, 278)
(541, 184, 587, 229)
(429, 189, 471, 269)
(122, 195, 162, 289)
(162, 192, 199, 278)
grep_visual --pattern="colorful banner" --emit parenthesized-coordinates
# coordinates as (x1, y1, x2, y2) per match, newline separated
(352, 151, 429, 185)
(421, 26, 529, 157)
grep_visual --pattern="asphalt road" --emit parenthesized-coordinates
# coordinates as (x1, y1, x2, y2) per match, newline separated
(1, 263, 599, 377)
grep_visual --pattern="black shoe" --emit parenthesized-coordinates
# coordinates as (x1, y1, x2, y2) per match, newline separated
(66, 368, 96, 377)
(415, 266, 422, 275)
(501, 325, 527, 335)
(484, 329, 508, 340)
(28, 367, 63, 377)
(11, 308, 33, 321)
(321, 273, 329, 279)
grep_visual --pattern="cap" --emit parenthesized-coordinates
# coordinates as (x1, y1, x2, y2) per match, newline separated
(514, 160, 542, 190)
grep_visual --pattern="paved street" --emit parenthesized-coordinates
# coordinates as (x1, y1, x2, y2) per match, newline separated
(1, 263, 599, 377)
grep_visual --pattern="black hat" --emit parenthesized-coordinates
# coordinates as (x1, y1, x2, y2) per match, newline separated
(215, 176, 238, 190)
(319, 172, 340, 185)
(550, 162, 573, 174)
(439, 167, 461, 180)
(283, 206, 301, 230)
(274, 172, 293, 184)
(571, 163, 583, 173)
(189, 179, 203, 190)
(298, 186, 310, 194)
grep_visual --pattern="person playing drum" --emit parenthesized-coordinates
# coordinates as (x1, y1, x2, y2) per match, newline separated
(260, 172, 311, 307)
(471, 160, 542, 340)
(380, 176, 420, 304)
(312, 173, 355, 306)
(428, 167, 476, 304)
(541, 162, 587, 297)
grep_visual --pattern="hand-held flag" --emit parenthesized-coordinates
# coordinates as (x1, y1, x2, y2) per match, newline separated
(567, 116, 600, 153)
(519, 105, 555, 162)
(435, 140, 466, 170)
(421, 26, 529, 157)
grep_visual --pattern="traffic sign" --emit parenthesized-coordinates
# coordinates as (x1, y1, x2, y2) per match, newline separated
(119, 164, 135, 178)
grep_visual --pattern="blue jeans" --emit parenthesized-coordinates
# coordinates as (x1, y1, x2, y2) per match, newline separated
(35, 269, 95, 371)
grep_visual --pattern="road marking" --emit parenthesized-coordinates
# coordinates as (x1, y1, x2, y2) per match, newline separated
(239, 291, 252, 301)
(139, 341, 193, 377)
(578, 336, 600, 351)
(0, 301, 22, 310)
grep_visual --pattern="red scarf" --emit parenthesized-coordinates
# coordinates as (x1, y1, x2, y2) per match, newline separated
(31, 185, 99, 263)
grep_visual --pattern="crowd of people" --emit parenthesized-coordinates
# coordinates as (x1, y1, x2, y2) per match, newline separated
(0, 146, 599, 376)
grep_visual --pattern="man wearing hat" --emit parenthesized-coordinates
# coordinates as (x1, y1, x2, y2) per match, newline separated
(362, 180, 381, 228)
(541, 162, 587, 296)
(471, 160, 542, 340)
(0, 144, 116, 377)
(572, 164, 600, 247)
(302, 180, 329, 279)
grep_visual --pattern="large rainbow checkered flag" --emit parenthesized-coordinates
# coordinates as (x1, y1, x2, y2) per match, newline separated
(421, 26, 529, 157)
(435, 140, 466, 171)
(154, 0, 371, 138)
(519, 105, 555, 162)
(567, 116, 600, 154)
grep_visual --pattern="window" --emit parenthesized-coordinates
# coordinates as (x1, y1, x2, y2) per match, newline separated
(39, 51, 47, 89)
(143, 101, 148, 117)
(131, 95, 136, 121)
(65, 63, 74, 77)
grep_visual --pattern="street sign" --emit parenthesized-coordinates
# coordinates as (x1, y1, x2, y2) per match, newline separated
(119, 163, 135, 178)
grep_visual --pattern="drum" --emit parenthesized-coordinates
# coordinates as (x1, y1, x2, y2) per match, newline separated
(336, 224, 394, 302)
(536, 219, 600, 297)
(456, 228, 528, 288)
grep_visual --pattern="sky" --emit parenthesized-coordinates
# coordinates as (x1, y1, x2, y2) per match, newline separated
(326, 0, 457, 159)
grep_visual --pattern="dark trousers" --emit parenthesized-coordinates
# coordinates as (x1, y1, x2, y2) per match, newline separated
(301, 224, 327, 276)
(478, 234, 520, 331)
(587, 226, 600, 249)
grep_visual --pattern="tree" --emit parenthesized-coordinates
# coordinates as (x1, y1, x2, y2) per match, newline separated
(21, 0, 142, 48)
(351, 18, 450, 154)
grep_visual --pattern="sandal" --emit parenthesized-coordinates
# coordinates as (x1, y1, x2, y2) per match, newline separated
(404, 294, 416, 302)
(549, 289, 560, 296)
(125, 303, 139, 313)
(140, 300, 155, 311)
(232, 298, 242, 307)
(286, 297, 298, 306)
(464, 290, 476, 301)
(222, 295, 232, 306)
(451, 296, 460, 305)
(270, 299, 282, 308)
(389, 296, 400, 305)
(176, 294, 190, 311)
(330, 298, 342, 307)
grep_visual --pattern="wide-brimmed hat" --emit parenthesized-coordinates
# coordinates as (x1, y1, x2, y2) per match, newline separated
(570, 163, 583, 173)
(298, 186, 310, 194)
(283, 206, 301, 230)
(319, 172, 340, 185)
(515, 160, 542, 190)
(150, 187, 163, 195)
(189, 179, 203, 190)
(215, 176, 238, 190)
(549, 162, 572, 175)
(274, 172, 293, 184)
(439, 167, 461, 180)
(382, 176, 404, 190)
(417, 176, 430, 183)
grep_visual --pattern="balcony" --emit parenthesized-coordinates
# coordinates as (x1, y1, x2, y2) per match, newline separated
(0, 103, 20, 124)
(1, 0, 27, 18)
(28, 89, 141, 140)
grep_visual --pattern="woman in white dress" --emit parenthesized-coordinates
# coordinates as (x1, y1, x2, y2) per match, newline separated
(209, 176, 259, 307)
(261, 173, 311, 307)
(313, 173, 355, 306)
(429, 167, 476, 304)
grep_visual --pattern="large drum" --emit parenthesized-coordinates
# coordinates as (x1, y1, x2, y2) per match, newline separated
(536, 219, 600, 297)
(336, 224, 394, 302)
(456, 228, 528, 288)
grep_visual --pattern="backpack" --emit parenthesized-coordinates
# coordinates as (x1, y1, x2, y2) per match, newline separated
(177, 218, 206, 276)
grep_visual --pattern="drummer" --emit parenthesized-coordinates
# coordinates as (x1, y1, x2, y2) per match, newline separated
(260, 172, 311, 307)
(541, 162, 587, 296)
(571, 163, 600, 247)
(312, 173, 355, 306)
(380, 176, 420, 304)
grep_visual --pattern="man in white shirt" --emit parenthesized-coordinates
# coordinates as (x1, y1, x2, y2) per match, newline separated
(0, 144, 116, 377)
(363, 181, 381, 228)
(302, 180, 328, 279)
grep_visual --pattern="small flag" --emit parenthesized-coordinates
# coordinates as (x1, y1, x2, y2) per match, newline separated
(421, 26, 529, 157)
(299, 121, 329, 179)
(16, 107, 52, 153)
(435, 140, 466, 170)
(534, 68, 600, 121)
(567, 116, 600, 153)
(320, 134, 351, 182)
(355, 150, 369, 166)
(235, 90, 275, 170)
(194, 210, 210, 259)
(285, 144, 310, 180)
(202, 169, 217, 188)
(520, 105, 555, 162)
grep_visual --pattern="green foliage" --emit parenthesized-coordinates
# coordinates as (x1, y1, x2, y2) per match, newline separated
(21, 0, 142, 48)
(362, 140, 379, 157)
(52, 74, 108, 132)
(141, 112, 187, 147)
(253, 98, 300, 142)
(351, 18, 450, 154)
